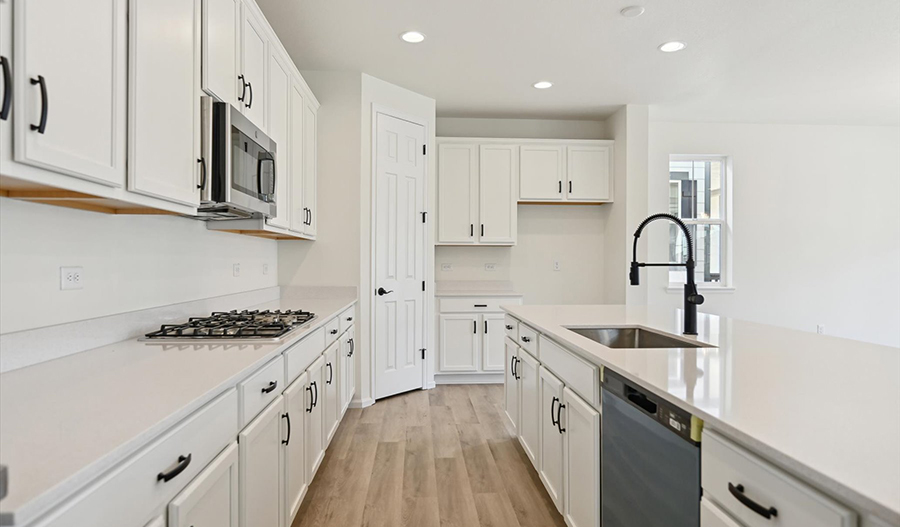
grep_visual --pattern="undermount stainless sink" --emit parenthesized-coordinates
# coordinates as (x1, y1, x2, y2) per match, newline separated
(567, 327, 708, 349)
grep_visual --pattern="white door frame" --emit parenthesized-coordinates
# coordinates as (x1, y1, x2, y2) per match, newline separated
(368, 104, 432, 400)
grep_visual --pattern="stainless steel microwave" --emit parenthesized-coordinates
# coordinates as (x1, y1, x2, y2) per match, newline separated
(198, 96, 277, 219)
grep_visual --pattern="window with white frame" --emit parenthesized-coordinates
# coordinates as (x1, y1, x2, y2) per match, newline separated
(668, 156, 729, 286)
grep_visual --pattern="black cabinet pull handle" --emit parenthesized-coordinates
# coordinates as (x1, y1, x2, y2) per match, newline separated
(510, 356, 516, 376)
(558, 180, 562, 194)
(511, 356, 518, 379)
(728, 483, 777, 519)
(157, 453, 192, 482)
(306, 386, 313, 412)
(282, 413, 291, 445)
(474, 304, 487, 308)
(521, 336, 531, 343)
(346, 317, 353, 322)
(484, 320, 487, 334)
(470, 224, 473, 237)
(30, 75, 47, 134)
(327, 362, 333, 384)
(307, 207, 312, 225)
(550, 397, 559, 426)
(237, 74, 246, 102)
(473, 320, 476, 334)
(197, 158, 207, 190)
(246, 81, 253, 108)
(505, 324, 513, 330)
(330, 329, 338, 335)
(348, 337, 355, 357)
(261, 380, 278, 394)
(312, 381, 318, 407)
(569, 181, 572, 193)
(557, 403, 565, 433)
(481, 224, 484, 236)
(0, 56, 11, 121)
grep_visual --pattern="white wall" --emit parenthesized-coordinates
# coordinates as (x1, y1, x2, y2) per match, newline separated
(647, 121, 900, 347)
(435, 116, 611, 304)
(0, 198, 278, 334)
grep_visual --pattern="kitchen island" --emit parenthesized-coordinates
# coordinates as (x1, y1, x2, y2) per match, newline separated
(502, 304, 900, 526)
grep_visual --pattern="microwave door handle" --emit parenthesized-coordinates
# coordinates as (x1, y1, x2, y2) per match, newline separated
(256, 154, 275, 200)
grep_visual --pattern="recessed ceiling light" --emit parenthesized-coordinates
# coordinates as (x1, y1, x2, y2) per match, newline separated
(400, 31, 426, 44)
(658, 41, 686, 53)
(533, 81, 553, 89)
(619, 6, 645, 18)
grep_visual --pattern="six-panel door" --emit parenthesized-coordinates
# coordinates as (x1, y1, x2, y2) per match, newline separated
(14, 0, 127, 187)
(437, 143, 479, 244)
(168, 442, 239, 527)
(563, 386, 601, 527)
(517, 349, 540, 465)
(238, 395, 284, 527)
(539, 366, 565, 512)
(283, 372, 308, 526)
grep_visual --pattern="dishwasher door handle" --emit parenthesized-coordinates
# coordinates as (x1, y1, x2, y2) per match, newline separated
(626, 388, 658, 415)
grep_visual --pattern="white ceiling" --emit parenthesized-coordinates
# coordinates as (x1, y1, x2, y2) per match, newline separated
(257, 0, 900, 125)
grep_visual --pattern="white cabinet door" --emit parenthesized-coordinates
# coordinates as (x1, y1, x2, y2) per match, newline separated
(439, 314, 479, 372)
(517, 349, 540, 467)
(168, 442, 239, 527)
(519, 145, 565, 201)
(481, 314, 507, 372)
(301, 100, 318, 238)
(566, 145, 611, 202)
(283, 372, 308, 526)
(437, 143, 478, 244)
(239, 395, 284, 527)
(14, 0, 126, 186)
(201, 0, 238, 105)
(323, 341, 340, 444)
(305, 356, 326, 481)
(0, 0, 11, 163)
(288, 81, 306, 234)
(539, 367, 565, 512)
(265, 49, 291, 229)
(478, 144, 517, 244)
(700, 498, 743, 527)
(504, 338, 518, 432)
(238, 3, 266, 130)
(341, 326, 356, 414)
(562, 386, 601, 527)
(128, 0, 200, 207)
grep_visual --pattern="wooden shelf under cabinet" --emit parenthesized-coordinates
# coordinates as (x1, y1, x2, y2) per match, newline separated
(0, 176, 181, 215)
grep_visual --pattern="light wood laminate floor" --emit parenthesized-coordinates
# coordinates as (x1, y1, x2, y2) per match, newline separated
(292, 384, 566, 527)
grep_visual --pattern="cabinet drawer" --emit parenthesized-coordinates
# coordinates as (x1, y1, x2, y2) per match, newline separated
(285, 328, 325, 384)
(538, 336, 599, 408)
(504, 314, 519, 341)
(702, 429, 856, 527)
(239, 356, 285, 427)
(518, 324, 539, 357)
(339, 306, 355, 335)
(324, 317, 341, 346)
(438, 296, 522, 313)
(700, 497, 742, 527)
(35, 390, 238, 527)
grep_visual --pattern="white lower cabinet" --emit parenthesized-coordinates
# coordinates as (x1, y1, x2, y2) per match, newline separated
(562, 386, 601, 527)
(503, 337, 519, 431)
(305, 355, 326, 482)
(283, 372, 308, 526)
(436, 296, 523, 380)
(238, 395, 284, 527)
(538, 366, 564, 513)
(517, 349, 540, 465)
(168, 442, 239, 527)
(438, 313, 479, 371)
(701, 497, 743, 527)
(323, 340, 340, 444)
(341, 326, 356, 415)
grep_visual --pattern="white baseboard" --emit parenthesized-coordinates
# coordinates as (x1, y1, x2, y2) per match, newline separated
(434, 372, 504, 385)
(349, 396, 375, 409)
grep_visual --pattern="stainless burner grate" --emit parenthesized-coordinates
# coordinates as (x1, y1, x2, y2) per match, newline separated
(144, 309, 316, 340)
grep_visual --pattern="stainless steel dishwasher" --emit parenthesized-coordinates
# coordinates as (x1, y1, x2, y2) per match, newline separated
(601, 370, 701, 527)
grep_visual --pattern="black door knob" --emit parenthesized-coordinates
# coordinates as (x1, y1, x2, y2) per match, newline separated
(377, 287, 393, 296)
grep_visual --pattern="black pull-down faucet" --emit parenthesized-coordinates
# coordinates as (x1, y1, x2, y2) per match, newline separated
(630, 213, 705, 335)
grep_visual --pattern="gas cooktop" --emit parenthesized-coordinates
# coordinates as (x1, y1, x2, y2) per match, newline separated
(143, 309, 317, 341)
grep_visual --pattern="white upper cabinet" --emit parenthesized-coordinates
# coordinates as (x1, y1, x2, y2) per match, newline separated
(300, 99, 318, 238)
(14, 0, 127, 187)
(238, 2, 267, 130)
(567, 145, 611, 202)
(127, 0, 201, 207)
(201, 0, 239, 105)
(437, 143, 479, 244)
(520, 145, 565, 202)
(266, 48, 291, 229)
(479, 144, 517, 245)
(289, 80, 306, 234)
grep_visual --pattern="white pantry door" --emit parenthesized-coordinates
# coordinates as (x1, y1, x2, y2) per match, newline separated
(373, 111, 426, 400)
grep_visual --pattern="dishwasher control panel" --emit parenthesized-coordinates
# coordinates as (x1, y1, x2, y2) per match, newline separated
(603, 369, 697, 445)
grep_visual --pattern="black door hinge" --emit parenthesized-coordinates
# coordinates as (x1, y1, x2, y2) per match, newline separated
(420, 348, 426, 359)
(423, 145, 426, 155)
(422, 281, 425, 292)
(421, 211, 427, 223)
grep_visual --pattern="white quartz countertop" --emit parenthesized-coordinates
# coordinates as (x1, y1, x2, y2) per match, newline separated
(0, 295, 356, 526)
(503, 304, 900, 523)
(435, 280, 522, 297)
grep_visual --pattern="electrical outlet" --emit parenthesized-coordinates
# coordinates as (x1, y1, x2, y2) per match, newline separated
(233, 263, 241, 277)
(263, 263, 269, 275)
(554, 260, 561, 271)
(441, 263, 453, 272)
(60, 266, 84, 290)
(485, 263, 497, 272)
(816, 324, 825, 335)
